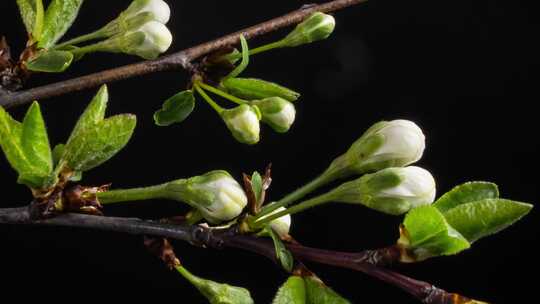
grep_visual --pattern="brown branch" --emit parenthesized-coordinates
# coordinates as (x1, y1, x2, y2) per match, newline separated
(0, 0, 368, 109)
(0, 206, 481, 303)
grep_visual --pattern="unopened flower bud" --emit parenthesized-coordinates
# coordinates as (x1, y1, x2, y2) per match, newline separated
(327, 120, 426, 179)
(167, 170, 248, 223)
(221, 104, 261, 145)
(99, 0, 171, 38)
(330, 166, 436, 215)
(258, 207, 291, 237)
(221, 78, 300, 102)
(123, 0, 171, 24)
(281, 12, 336, 48)
(251, 97, 296, 133)
(121, 21, 172, 59)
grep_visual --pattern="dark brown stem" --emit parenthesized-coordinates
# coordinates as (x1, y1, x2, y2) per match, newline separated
(0, 206, 478, 303)
(0, 0, 368, 109)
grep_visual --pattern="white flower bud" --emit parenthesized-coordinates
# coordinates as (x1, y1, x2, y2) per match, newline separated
(251, 97, 296, 133)
(123, 21, 173, 59)
(282, 12, 336, 47)
(221, 104, 261, 145)
(124, 0, 171, 24)
(330, 166, 436, 215)
(328, 120, 426, 178)
(168, 170, 248, 223)
(258, 207, 291, 237)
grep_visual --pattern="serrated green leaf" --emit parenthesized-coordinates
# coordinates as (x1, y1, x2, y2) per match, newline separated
(402, 205, 470, 261)
(39, 0, 84, 49)
(222, 78, 300, 102)
(62, 114, 136, 172)
(304, 276, 351, 304)
(434, 182, 499, 213)
(267, 226, 294, 272)
(153, 90, 195, 126)
(21, 102, 52, 175)
(251, 171, 263, 205)
(272, 276, 306, 304)
(443, 199, 532, 243)
(176, 266, 254, 304)
(26, 50, 73, 72)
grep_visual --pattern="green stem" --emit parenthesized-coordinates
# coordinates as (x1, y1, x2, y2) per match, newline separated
(97, 183, 169, 205)
(194, 83, 224, 114)
(197, 82, 247, 105)
(68, 41, 110, 57)
(54, 31, 107, 50)
(254, 192, 334, 228)
(256, 173, 333, 219)
(223, 41, 285, 62)
(175, 265, 202, 286)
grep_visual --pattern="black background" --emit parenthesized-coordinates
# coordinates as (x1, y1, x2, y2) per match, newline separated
(1, 0, 538, 303)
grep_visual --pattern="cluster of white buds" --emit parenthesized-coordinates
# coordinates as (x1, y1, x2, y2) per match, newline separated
(69, 0, 173, 60)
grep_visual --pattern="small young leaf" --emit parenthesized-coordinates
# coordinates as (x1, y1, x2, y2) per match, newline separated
(272, 276, 306, 304)
(39, 0, 84, 49)
(16, 0, 42, 36)
(33, 0, 44, 41)
(251, 171, 263, 205)
(222, 78, 300, 102)
(434, 182, 499, 213)
(223, 35, 249, 81)
(176, 266, 254, 304)
(401, 205, 470, 261)
(68, 84, 109, 141)
(26, 50, 73, 72)
(0, 103, 52, 189)
(304, 276, 351, 304)
(443, 199, 533, 243)
(153, 90, 195, 126)
(21, 101, 52, 176)
(62, 114, 136, 172)
(267, 226, 294, 272)
(52, 143, 65, 166)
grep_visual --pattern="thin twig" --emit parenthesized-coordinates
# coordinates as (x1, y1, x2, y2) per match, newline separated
(0, 206, 478, 303)
(0, 0, 368, 109)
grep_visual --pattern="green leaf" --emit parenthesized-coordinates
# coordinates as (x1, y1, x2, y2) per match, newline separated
(68, 84, 109, 142)
(443, 199, 533, 243)
(52, 143, 65, 166)
(401, 205, 470, 261)
(39, 0, 84, 49)
(222, 78, 301, 102)
(20, 102, 52, 176)
(434, 182, 499, 213)
(153, 90, 195, 126)
(224, 35, 249, 81)
(267, 226, 294, 272)
(304, 276, 351, 304)
(176, 266, 254, 304)
(26, 50, 73, 72)
(251, 171, 263, 205)
(33, 0, 44, 41)
(16, 0, 44, 37)
(62, 114, 136, 172)
(0, 103, 52, 189)
(272, 276, 306, 304)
